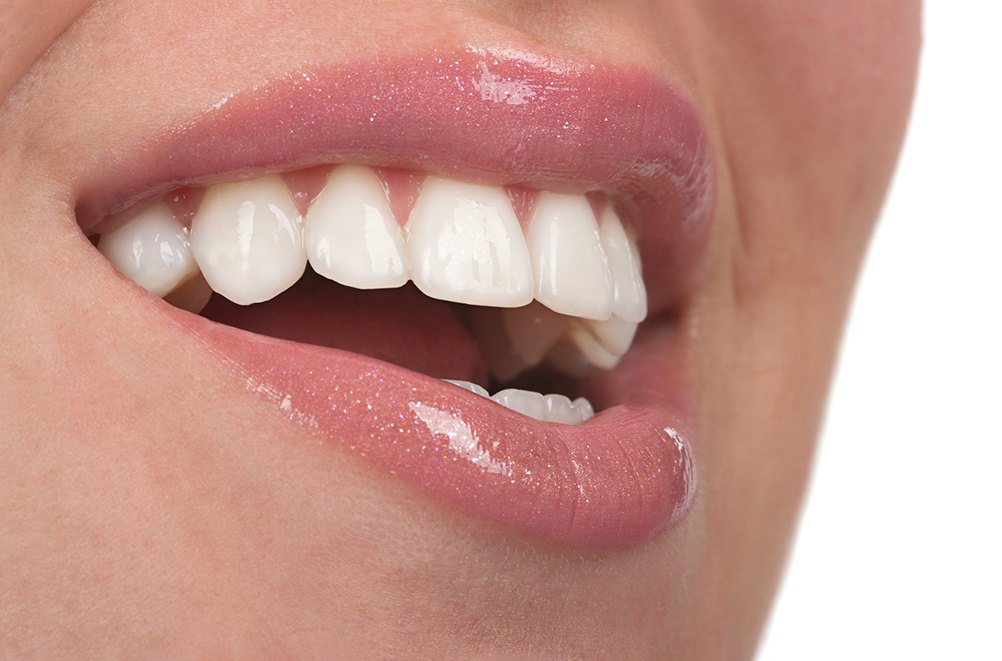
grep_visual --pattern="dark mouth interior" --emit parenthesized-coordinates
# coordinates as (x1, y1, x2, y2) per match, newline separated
(200, 266, 592, 400)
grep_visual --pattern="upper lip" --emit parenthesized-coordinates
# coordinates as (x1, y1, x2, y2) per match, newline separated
(72, 43, 715, 548)
(75, 44, 714, 313)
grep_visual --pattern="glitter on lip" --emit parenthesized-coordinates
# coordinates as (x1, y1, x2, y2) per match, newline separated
(184, 315, 697, 548)
(75, 46, 715, 312)
(83, 46, 710, 547)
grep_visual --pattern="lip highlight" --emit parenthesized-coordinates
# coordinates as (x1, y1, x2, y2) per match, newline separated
(82, 47, 713, 547)
(76, 46, 714, 311)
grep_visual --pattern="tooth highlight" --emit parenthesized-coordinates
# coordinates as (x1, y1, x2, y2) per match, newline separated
(600, 207, 647, 323)
(444, 379, 489, 398)
(581, 315, 639, 356)
(97, 203, 198, 297)
(491, 388, 546, 420)
(191, 175, 306, 305)
(543, 394, 589, 425)
(502, 301, 568, 367)
(527, 191, 613, 321)
(408, 177, 533, 307)
(305, 165, 408, 289)
(98, 167, 648, 377)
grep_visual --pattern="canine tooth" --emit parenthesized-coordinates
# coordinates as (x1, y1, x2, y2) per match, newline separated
(600, 208, 647, 323)
(543, 394, 585, 425)
(191, 176, 306, 305)
(502, 301, 568, 367)
(567, 325, 622, 370)
(305, 165, 408, 289)
(407, 177, 533, 307)
(527, 192, 613, 321)
(573, 397, 595, 421)
(581, 315, 639, 356)
(444, 380, 489, 398)
(491, 388, 546, 420)
(546, 340, 593, 378)
(464, 307, 531, 382)
(97, 202, 198, 297)
(163, 273, 213, 314)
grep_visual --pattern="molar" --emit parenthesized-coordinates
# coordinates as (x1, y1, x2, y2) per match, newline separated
(305, 165, 409, 289)
(97, 202, 199, 297)
(407, 176, 533, 308)
(190, 175, 306, 305)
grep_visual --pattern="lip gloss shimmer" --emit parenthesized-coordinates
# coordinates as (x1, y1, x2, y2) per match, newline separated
(101, 47, 713, 547)
(192, 321, 696, 547)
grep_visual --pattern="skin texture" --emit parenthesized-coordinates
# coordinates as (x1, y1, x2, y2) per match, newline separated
(0, 1, 920, 658)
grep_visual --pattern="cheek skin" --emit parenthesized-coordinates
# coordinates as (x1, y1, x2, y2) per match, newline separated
(678, 0, 920, 656)
(0, 0, 93, 98)
(0, 0, 920, 657)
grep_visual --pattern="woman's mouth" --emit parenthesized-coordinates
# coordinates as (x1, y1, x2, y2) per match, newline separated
(77, 47, 715, 548)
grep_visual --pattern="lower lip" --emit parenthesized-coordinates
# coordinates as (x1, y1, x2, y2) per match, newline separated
(176, 307, 697, 548)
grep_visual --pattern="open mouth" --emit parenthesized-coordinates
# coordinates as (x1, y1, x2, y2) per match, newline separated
(78, 47, 714, 548)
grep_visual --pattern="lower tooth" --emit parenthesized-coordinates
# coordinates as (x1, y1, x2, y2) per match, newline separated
(543, 394, 585, 425)
(444, 380, 489, 398)
(444, 381, 596, 425)
(491, 388, 546, 420)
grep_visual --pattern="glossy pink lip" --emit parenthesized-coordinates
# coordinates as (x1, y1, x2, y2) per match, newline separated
(76, 46, 714, 309)
(81, 47, 713, 547)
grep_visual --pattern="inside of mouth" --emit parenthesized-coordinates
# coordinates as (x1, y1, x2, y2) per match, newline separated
(199, 268, 585, 399)
(86, 164, 650, 424)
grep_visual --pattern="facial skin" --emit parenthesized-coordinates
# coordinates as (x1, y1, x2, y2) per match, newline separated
(0, 1, 919, 658)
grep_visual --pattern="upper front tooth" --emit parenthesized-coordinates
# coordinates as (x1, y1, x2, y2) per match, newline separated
(305, 165, 409, 289)
(600, 207, 647, 323)
(190, 175, 306, 305)
(407, 176, 533, 307)
(527, 192, 613, 321)
(97, 202, 199, 297)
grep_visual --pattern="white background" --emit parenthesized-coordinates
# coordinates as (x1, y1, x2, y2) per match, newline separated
(759, 3, 1002, 659)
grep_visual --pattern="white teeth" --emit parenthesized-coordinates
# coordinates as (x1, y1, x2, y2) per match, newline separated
(305, 165, 409, 289)
(464, 307, 531, 382)
(543, 394, 591, 425)
(444, 379, 489, 398)
(190, 175, 306, 305)
(99, 168, 648, 377)
(600, 207, 647, 323)
(407, 176, 533, 307)
(572, 397, 595, 420)
(491, 388, 546, 420)
(97, 203, 198, 297)
(484, 387, 595, 424)
(580, 315, 639, 356)
(567, 324, 622, 370)
(527, 191, 613, 321)
(502, 301, 568, 366)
